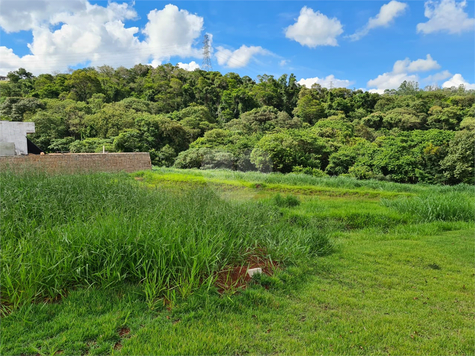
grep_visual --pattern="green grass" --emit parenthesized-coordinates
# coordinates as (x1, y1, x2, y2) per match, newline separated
(0, 171, 330, 312)
(151, 167, 424, 193)
(141, 169, 416, 198)
(2, 229, 473, 355)
(151, 167, 475, 195)
(382, 191, 475, 222)
(1, 168, 474, 355)
(272, 193, 301, 208)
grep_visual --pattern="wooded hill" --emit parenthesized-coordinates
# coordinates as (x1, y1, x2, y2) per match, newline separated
(1, 65, 473, 184)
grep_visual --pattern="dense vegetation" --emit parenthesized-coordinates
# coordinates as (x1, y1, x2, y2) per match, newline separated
(2, 169, 473, 355)
(1, 66, 474, 184)
(0, 171, 331, 312)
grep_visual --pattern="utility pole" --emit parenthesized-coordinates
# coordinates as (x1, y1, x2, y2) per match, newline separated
(202, 34, 212, 71)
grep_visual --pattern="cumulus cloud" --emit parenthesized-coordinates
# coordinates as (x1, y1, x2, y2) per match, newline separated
(215, 45, 270, 68)
(368, 88, 387, 94)
(442, 74, 475, 89)
(349, 1, 407, 41)
(284, 7, 343, 47)
(0, 0, 90, 33)
(177, 61, 200, 71)
(298, 75, 354, 89)
(417, 0, 475, 34)
(367, 55, 441, 91)
(0, 2, 204, 75)
(367, 72, 419, 92)
(421, 70, 452, 84)
(143, 5, 203, 60)
(393, 54, 440, 73)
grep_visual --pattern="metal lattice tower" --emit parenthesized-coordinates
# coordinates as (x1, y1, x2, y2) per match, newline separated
(202, 34, 212, 71)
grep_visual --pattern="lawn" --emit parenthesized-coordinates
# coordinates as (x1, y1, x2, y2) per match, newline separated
(1, 169, 473, 355)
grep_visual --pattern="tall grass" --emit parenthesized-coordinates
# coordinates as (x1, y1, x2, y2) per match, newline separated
(0, 171, 330, 311)
(153, 167, 475, 194)
(382, 191, 475, 222)
(272, 194, 300, 208)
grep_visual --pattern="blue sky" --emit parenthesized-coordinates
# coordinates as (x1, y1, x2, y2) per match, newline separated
(0, 0, 473, 91)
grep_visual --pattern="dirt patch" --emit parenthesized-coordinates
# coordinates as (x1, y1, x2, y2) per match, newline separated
(118, 327, 130, 337)
(114, 326, 130, 350)
(215, 249, 278, 293)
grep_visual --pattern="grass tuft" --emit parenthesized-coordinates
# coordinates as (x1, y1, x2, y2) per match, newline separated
(382, 191, 475, 222)
(0, 171, 331, 311)
(272, 193, 300, 208)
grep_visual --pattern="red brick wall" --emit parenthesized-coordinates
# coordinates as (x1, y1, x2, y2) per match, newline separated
(0, 153, 152, 173)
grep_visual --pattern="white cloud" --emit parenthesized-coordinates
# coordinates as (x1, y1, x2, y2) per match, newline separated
(367, 72, 419, 91)
(284, 7, 343, 47)
(367, 55, 441, 91)
(421, 70, 452, 83)
(368, 89, 387, 94)
(417, 0, 475, 34)
(215, 45, 270, 68)
(177, 61, 200, 71)
(279, 59, 290, 67)
(0, 2, 204, 75)
(142, 5, 203, 60)
(298, 75, 354, 89)
(349, 1, 407, 41)
(393, 54, 440, 73)
(0, 0, 89, 33)
(442, 74, 475, 89)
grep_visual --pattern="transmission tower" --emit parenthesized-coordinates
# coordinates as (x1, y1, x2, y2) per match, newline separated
(202, 34, 212, 71)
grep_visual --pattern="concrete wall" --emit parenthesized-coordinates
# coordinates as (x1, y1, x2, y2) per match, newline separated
(0, 121, 35, 155)
(0, 142, 15, 156)
(0, 152, 152, 174)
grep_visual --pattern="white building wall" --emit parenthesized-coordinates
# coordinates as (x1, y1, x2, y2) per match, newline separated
(0, 121, 35, 155)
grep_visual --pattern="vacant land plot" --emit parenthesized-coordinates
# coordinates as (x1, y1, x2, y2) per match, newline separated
(1, 169, 473, 355)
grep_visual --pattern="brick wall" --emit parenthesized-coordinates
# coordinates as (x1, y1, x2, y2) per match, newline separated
(0, 152, 152, 174)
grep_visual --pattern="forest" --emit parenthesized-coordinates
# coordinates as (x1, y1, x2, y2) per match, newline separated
(1, 65, 473, 184)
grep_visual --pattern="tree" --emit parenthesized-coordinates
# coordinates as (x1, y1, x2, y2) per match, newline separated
(427, 106, 464, 130)
(7, 68, 34, 83)
(440, 130, 475, 184)
(0, 97, 45, 121)
(65, 69, 102, 101)
(383, 108, 426, 130)
(251, 129, 329, 173)
(397, 81, 420, 95)
(325, 138, 373, 176)
(85, 103, 135, 138)
(294, 90, 326, 125)
(29, 111, 69, 151)
(313, 115, 354, 142)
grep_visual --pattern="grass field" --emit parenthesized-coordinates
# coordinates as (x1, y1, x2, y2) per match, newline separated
(1, 169, 474, 355)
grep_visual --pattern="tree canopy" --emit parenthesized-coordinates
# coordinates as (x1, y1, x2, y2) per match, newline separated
(1, 67, 473, 184)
